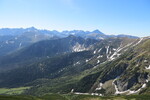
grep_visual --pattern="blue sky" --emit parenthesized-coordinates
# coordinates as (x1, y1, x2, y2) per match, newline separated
(0, 0, 150, 37)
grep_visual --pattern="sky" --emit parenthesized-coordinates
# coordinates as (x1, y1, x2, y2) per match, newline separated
(0, 0, 150, 37)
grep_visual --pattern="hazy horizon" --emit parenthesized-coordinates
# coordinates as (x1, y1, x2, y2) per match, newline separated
(0, 0, 150, 37)
(0, 26, 145, 37)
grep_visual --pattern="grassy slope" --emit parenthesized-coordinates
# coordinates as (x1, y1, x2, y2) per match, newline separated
(0, 87, 30, 95)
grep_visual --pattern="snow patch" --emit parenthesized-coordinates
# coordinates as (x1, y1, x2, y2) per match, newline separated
(72, 43, 88, 52)
(127, 83, 147, 95)
(97, 60, 100, 64)
(74, 92, 89, 95)
(91, 93, 102, 96)
(58, 69, 63, 73)
(106, 46, 109, 54)
(93, 65, 99, 69)
(108, 42, 133, 61)
(95, 83, 103, 90)
(98, 37, 104, 40)
(97, 55, 103, 58)
(113, 48, 116, 51)
(86, 59, 89, 62)
(74, 61, 80, 66)
(98, 48, 102, 52)
(71, 89, 74, 93)
(112, 78, 129, 94)
(133, 38, 143, 46)
(74, 92, 102, 96)
(109, 51, 118, 61)
(145, 65, 150, 69)
(71, 32, 75, 35)
(105, 46, 110, 58)
(85, 58, 92, 63)
(144, 60, 148, 63)
(93, 50, 97, 54)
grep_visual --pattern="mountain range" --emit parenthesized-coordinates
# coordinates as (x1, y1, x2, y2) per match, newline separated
(0, 27, 138, 56)
(0, 27, 149, 97)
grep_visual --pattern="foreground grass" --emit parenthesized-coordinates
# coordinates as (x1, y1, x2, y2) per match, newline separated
(0, 95, 41, 100)
(0, 87, 30, 95)
(1, 94, 150, 100)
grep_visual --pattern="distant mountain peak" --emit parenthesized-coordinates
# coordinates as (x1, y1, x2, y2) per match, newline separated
(92, 29, 104, 35)
(26, 27, 37, 31)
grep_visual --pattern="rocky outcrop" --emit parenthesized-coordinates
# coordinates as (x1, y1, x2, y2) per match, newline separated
(115, 72, 148, 91)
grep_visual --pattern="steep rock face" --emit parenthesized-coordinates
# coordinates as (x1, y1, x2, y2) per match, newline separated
(115, 73, 148, 91)
(109, 38, 150, 94)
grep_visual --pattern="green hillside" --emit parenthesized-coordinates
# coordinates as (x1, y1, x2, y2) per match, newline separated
(0, 36, 149, 97)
